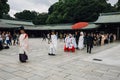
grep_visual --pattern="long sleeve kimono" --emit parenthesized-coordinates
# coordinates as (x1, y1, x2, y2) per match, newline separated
(65, 37, 70, 48)
(78, 35, 84, 49)
(51, 34, 57, 54)
(71, 37, 77, 48)
(101, 35, 105, 46)
(19, 33, 29, 54)
(64, 36, 75, 52)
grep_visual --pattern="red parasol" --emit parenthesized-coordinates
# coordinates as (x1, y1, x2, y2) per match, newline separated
(72, 22, 88, 29)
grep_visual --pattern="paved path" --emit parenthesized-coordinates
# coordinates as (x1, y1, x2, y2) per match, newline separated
(0, 39, 120, 80)
(83, 44, 120, 67)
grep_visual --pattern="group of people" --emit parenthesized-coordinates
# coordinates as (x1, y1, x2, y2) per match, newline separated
(64, 32, 93, 53)
(0, 31, 19, 50)
(0, 29, 117, 63)
(63, 32, 116, 53)
(0, 29, 28, 62)
(47, 31, 116, 54)
(45, 31, 117, 55)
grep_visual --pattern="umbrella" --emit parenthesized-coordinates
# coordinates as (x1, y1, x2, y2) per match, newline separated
(72, 22, 88, 29)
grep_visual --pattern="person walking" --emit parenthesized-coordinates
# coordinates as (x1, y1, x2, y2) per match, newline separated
(86, 33, 94, 54)
(13, 33, 17, 45)
(78, 32, 84, 50)
(0, 33, 3, 50)
(48, 31, 57, 56)
(74, 32, 79, 49)
(84, 32, 87, 47)
(42, 33, 46, 41)
(0, 32, 3, 45)
(47, 33, 51, 42)
(19, 26, 29, 62)
(5, 32, 10, 46)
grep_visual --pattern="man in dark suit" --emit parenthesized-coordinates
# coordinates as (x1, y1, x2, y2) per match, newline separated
(74, 31, 79, 49)
(86, 33, 94, 54)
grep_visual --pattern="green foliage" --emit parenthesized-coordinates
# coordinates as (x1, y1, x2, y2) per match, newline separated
(14, 10, 38, 21)
(2, 14, 14, 19)
(46, 11, 63, 24)
(13, 0, 119, 25)
(115, 0, 120, 11)
(47, 0, 117, 24)
(32, 13, 48, 25)
(0, 0, 10, 18)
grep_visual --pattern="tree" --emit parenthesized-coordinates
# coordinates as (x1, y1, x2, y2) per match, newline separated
(46, 11, 61, 24)
(2, 14, 14, 19)
(0, 0, 10, 18)
(73, 0, 116, 22)
(47, 0, 76, 24)
(115, 0, 120, 11)
(32, 0, 118, 25)
(32, 13, 48, 25)
(47, 0, 116, 24)
(14, 10, 38, 21)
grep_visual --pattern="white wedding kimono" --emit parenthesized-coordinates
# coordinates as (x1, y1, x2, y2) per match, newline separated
(19, 33, 29, 54)
(71, 37, 77, 48)
(65, 36, 70, 48)
(78, 35, 84, 49)
(50, 34, 57, 54)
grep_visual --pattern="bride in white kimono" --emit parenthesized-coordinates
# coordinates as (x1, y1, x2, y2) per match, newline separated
(78, 32, 84, 50)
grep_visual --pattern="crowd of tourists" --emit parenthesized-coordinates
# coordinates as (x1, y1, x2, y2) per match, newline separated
(0, 29, 117, 62)
(45, 31, 117, 54)
(0, 31, 19, 50)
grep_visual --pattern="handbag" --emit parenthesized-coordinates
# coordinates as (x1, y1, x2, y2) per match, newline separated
(19, 52, 28, 62)
(23, 52, 28, 60)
